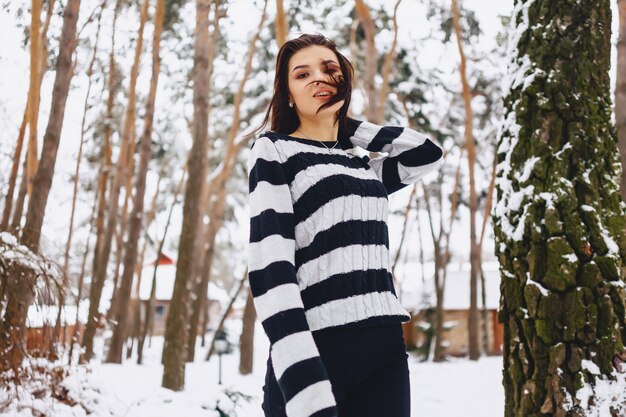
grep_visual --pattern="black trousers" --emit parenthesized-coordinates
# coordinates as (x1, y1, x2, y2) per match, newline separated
(262, 322, 411, 417)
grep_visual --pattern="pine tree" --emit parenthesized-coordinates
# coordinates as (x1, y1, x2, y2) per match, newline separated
(494, 0, 626, 415)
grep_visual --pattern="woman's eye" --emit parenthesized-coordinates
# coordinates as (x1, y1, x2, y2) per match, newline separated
(296, 69, 338, 79)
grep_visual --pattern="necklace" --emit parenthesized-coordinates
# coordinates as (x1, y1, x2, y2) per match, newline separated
(295, 128, 339, 151)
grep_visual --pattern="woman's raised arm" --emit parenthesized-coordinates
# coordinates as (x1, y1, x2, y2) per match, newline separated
(344, 118, 444, 194)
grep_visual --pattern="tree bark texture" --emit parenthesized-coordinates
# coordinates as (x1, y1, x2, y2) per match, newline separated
(617, 0, 626, 202)
(81, 0, 123, 363)
(0, 0, 81, 373)
(161, 0, 210, 390)
(494, 1, 626, 416)
(106, 0, 165, 364)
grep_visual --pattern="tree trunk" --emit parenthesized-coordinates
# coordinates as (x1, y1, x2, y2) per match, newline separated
(106, 0, 165, 364)
(494, 1, 626, 415)
(274, 0, 287, 47)
(79, 127, 111, 363)
(185, 0, 221, 363)
(54, 0, 106, 353)
(68, 189, 99, 365)
(25, 0, 42, 197)
(3, 0, 55, 232)
(423, 151, 460, 362)
(239, 286, 256, 375)
(1, 104, 28, 232)
(451, 0, 480, 360)
(480, 156, 498, 356)
(10, 158, 29, 233)
(376, 0, 401, 122)
(126, 169, 163, 359)
(80, 0, 123, 363)
(391, 185, 415, 291)
(162, 0, 211, 389)
(617, 0, 626, 203)
(354, 0, 378, 123)
(105, 0, 148, 319)
(137, 170, 185, 365)
(0, 0, 81, 373)
(186, 0, 264, 363)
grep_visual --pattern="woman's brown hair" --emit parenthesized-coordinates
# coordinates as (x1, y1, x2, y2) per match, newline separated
(243, 33, 355, 143)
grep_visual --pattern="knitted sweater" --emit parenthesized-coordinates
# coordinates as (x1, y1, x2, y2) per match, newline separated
(247, 118, 444, 417)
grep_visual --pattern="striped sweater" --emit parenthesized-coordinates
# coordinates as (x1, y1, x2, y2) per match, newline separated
(247, 118, 444, 417)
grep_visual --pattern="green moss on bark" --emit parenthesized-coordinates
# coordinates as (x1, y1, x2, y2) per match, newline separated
(494, 1, 624, 415)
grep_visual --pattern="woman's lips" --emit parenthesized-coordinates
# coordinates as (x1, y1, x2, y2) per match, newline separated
(314, 94, 333, 101)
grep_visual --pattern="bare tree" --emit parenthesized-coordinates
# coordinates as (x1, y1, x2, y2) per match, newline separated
(451, 0, 480, 360)
(25, 0, 42, 198)
(52, 0, 107, 354)
(106, 0, 150, 323)
(186, 0, 267, 363)
(0, 0, 81, 372)
(106, 0, 166, 364)
(161, 0, 212, 388)
(81, 0, 144, 362)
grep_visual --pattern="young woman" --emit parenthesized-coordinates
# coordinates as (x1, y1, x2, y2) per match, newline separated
(247, 33, 444, 417)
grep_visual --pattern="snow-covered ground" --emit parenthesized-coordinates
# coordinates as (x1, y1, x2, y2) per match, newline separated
(1, 319, 504, 417)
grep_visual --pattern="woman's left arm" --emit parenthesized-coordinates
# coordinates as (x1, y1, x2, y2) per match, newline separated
(344, 118, 444, 194)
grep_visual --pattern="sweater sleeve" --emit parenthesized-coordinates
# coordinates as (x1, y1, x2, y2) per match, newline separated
(345, 118, 444, 194)
(247, 135, 338, 417)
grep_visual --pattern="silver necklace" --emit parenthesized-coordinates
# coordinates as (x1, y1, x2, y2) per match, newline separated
(296, 128, 339, 151)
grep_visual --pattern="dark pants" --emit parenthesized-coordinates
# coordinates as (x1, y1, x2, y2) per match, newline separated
(262, 322, 411, 417)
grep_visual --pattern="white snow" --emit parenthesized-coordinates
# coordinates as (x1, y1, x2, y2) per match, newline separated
(582, 359, 601, 376)
(26, 303, 89, 327)
(397, 261, 502, 310)
(0, 320, 506, 417)
(526, 274, 550, 296)
(561, 253, 578, 263)
(518, 156, 540, 183)
(576, 361, 626, 417)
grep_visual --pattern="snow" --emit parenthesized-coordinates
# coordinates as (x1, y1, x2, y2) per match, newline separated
(26, 303, 89, 327)
(0, 320, 506, 417)
(576, 361, 626, 417)
(526, 274, 549, 296)
(582, 359, 601, 376)
(397, 261, 501, 310)
(561, 253, 578, 263)
(0, 232, 63, 280)
(518, 156, 540, 183)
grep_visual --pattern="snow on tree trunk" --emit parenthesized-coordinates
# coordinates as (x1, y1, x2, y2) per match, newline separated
(494, 1, 626, 416)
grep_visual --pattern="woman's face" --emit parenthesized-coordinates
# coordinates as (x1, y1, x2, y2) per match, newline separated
(287, 45, 345, 120)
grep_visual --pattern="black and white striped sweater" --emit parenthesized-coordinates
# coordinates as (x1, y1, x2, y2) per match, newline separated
(247, 118, 444, 417)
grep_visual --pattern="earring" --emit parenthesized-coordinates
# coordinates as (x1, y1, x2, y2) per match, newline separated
(289, 101, 294, 107)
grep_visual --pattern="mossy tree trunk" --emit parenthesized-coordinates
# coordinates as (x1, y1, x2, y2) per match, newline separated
(494, 1, 626, 416)
(617, 0, 626, 202)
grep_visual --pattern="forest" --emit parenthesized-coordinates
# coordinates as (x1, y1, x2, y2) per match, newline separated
(1, 0, 626, 416)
